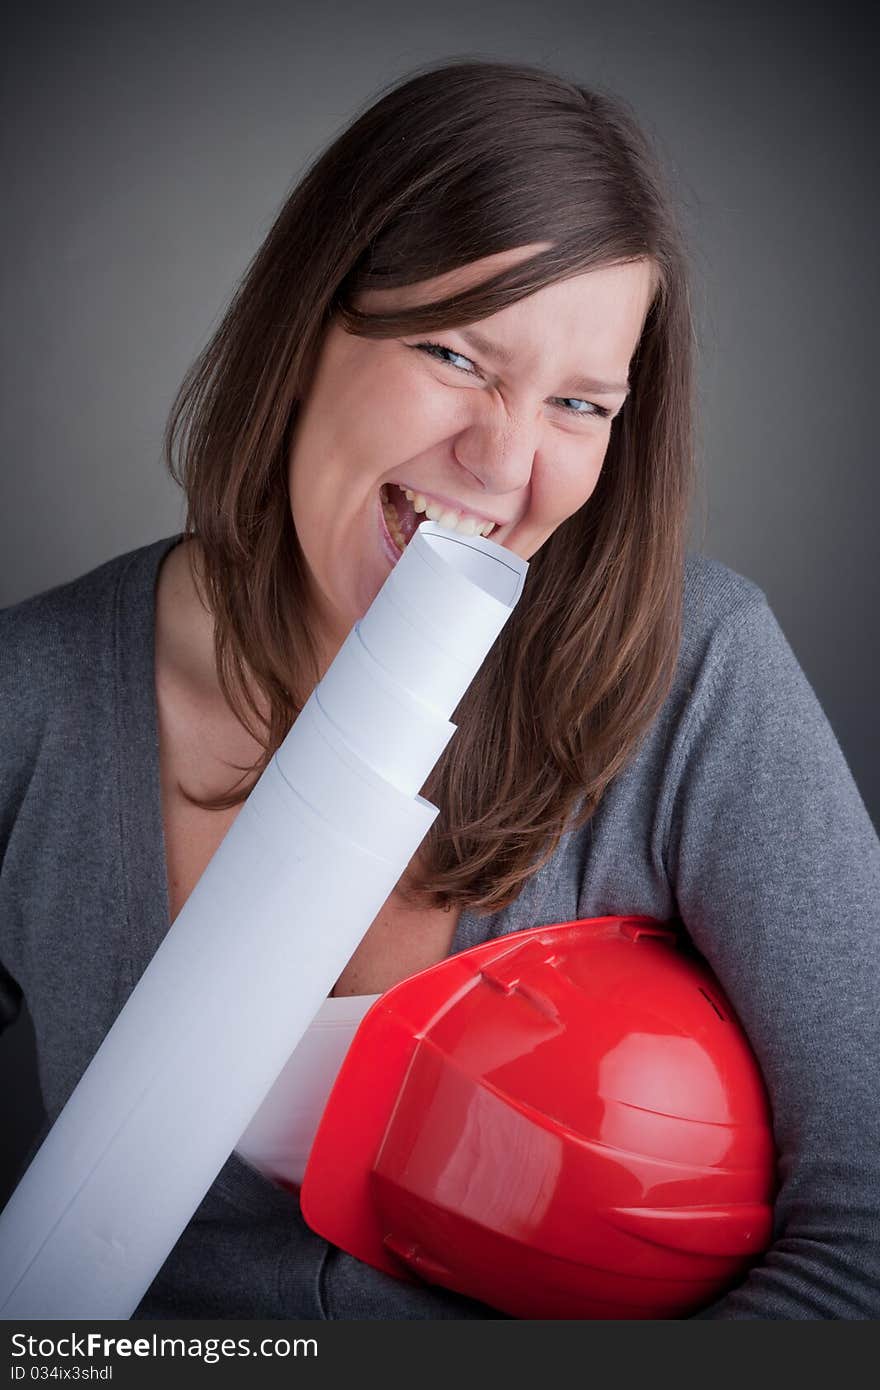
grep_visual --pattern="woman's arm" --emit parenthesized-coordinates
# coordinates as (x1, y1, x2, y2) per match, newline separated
(661, 594, 880, 1318)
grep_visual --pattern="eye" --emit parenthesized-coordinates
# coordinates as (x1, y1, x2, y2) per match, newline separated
(411, 341, 612, 421)
(414, 341, 479, 375)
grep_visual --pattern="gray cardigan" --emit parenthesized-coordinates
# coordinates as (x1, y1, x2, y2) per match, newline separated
(1, 534, 878, 1319)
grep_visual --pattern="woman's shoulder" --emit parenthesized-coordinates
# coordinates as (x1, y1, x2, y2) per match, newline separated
(650, 550, 792, 738)
(679, 550, 772, 668)
(682, 550, 767, 631)
(0, 533, 182, 740)
(2, 534, 180, 636)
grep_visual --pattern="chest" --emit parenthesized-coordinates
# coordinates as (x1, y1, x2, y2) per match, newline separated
(155, 678, 460, 999)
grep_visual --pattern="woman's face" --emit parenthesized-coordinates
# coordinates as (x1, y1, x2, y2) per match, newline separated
(287, 242, 656, 657)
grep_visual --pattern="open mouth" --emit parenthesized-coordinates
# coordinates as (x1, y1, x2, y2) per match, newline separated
(379, 483, 500, 558)
(379, 483, 420, 555)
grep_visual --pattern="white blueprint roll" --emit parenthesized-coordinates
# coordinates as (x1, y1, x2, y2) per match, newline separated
(359, 526, 527, 713)
(274, 698, 441, 855)
(0, 521, 528, 1319)
(313, 625, 457, 797)
(235, 990, 381, 1190)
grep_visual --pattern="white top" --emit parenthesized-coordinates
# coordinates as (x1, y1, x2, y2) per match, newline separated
(234, 992, 381, 1189)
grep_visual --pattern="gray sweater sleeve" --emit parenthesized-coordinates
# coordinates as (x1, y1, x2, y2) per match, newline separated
(661, 595, 880, 1318)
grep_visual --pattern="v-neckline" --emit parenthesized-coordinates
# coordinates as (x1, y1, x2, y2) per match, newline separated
(114, 532, 488, 990)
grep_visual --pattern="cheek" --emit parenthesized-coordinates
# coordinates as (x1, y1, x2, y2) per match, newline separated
(371, 369, 457, 443)
(348, 368, 444, 465)
(287, 383, 376, 510)
(534, 442, 608, 526)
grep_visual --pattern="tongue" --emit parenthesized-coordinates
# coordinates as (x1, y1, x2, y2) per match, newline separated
(388, 484, 421, 543)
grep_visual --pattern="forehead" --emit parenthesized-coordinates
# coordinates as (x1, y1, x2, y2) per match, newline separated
(352, 244, 656, 344)
(354, 241, 657, 304)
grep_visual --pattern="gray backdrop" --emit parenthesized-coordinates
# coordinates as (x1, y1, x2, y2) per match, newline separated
(2, 0, 877, 1200)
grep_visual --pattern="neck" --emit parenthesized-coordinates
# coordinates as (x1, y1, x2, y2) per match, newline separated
(158, 538, 271, 729)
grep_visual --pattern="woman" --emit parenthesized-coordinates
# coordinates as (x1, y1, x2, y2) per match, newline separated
(1, 59, 878, 1320)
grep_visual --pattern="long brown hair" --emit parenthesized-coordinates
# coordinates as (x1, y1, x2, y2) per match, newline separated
(164, 58, 698, 915)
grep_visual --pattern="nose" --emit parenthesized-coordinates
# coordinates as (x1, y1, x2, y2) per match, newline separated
(452, 404, 539, 499)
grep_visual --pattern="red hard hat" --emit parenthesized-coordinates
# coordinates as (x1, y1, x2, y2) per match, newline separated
(300, 916, 777, 1319)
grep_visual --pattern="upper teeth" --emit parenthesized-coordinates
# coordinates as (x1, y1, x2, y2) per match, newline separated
(403, 489, 496, 537)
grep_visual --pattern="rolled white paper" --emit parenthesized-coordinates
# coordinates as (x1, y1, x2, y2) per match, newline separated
(234, 990, 381, 1190)
(359, 528, 527, 713)
(314, 626, 456, 797)
(0, 521, 528, 1320)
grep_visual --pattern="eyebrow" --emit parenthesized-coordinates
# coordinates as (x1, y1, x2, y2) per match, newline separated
(458, 326, 631, 397)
